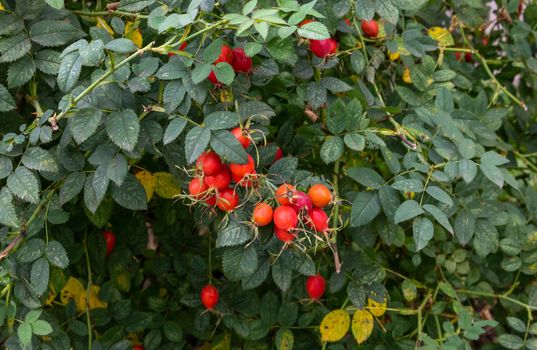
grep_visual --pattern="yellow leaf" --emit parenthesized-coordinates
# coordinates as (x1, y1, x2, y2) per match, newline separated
(403, 68, 412, 84)
(154, 172, 182, 199)
(135, 170, 154, 201)
(60, 277, 85, 305)
(367, 298, 387, 316)
(320, 309, 350, 343)
(428, 27, 454, 47)
(76, 285, 107, 311)
(125, 21, 142, 48)
(114, 270, 131, 292)
(45, 286, 56, 306)
(0, 2, 5, 10)
(211, 332, 231, 350)
(388, 50, 400, 61)
(96, 17, 114, 36)
(351, 310, 374, 344)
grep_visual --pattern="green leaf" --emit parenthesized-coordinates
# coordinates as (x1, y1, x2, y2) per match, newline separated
(412, 217, 433, 250)
(35, 49, 61, 75)
(22, 147, 58, 173)
(268, 157, 298, 184)
(119, 0, 155, 12)
(290, 250, 315, 276)
(344, 132, 366, 151)
(356, 0, 375, 20)
(216, 222, 252, 247)
(307, 82, 327, 110)
(0, 188, 19, 228)
(184, 126, 211, 164)
(163, 118, 187, 145)
(244, 42, 263, 56)
(350, 51, 366, 74)
(459, 159, 477, 183)
(0, 13, 25, 36)
(30, 20, 85, 47)
(163, 321, 183, 342)
(480, 162, 504, 188)
(107, 153, 128, 186)
(203, 39, 224, 62)
(213, 62, 235, 85)
(454, 212, 476, 246)
(0, 33, 32, 63)
(163, 81, 186, 112)
(394, 200, 423, 224)
(507, 317, 526, 333)
(376, 0, 399, 24)
(7, 55, 36, 88)
(393, 0, 428, 11)
(347, 281, 366, 309)
(45, 0, 64, 9)
(272, 253, 292, 291)
(111, 173, 148, 211)
(18, 323, 32, 346)
(423, 204, 453, 234)
(31, 258, 50, 297)
(25, 309, 42, 323)
(106, 109, 140, 152)
(0, 83, 16, 111)
(378, 185, 401, 221)
(297, 21, 330, 40)
(57, 51, 83, 92)
(347, 167, 384, 189)
(45, 241, 69, 268)
(7, 166, 40, 204)
(391, 179, 423, 193)
(222, 245, 258, 281)
(191, 63, 212, 84)
(105, 38, 137, 53)
(275, 329, 294, 350)
(210, 130, 248, 164)
(351, 192, 381, 226)
(68, 108, 102, 144)
(425, 186, 453, 206)
(320, 136, 344, 164)
(32, 320, 53, 336)
(473, 219, 498, 258)
(0, 156, 13, 179)
(242, 256, 270, 290)
(497, 334, 524, 350)
(156, 59, 186, 80)
(205, 111, 239, 130)
(17, 239, 46, 263)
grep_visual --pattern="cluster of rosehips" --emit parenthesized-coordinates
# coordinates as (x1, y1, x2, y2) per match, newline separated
(299, 18, 379, 59)
(254, 182, 333, 243)
(199, 273, 326, 313)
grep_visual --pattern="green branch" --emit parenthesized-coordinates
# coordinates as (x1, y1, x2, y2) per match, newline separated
(71, 10, 148, 19)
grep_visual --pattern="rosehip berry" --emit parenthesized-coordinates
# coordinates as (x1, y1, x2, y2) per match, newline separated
(205, 194, 217, 206)
(229, 154, 255, 179)
(361, 19, 379, 38)
(273, 205, 298, 230)
(308, 184, 332, 208)
(305, 274, 326, 300)
(216, 188, 239, 212)
(307, 208, 329, 232)
(274, 147, 283, 162)
(133, 345, 144, 350)
(204, 165, 231, 190)
(290, 191, 313, 213)
(196, 151, 222, 176)
(275, 183, 296, 206)
(200, 284, 219, 310)
(309, 38, 338, 58)
(253, 202, 273, 227)
(189, 177, 209, 199)
(102, 230, 116, 256)
(299, 19, 315, 27)
(208, 44, 234, 85)
(231, 127, 251, 149)
(344, 18, 351, 26)
(232, 169, 256, 187)
(231, 47, 253, 73)
(275, 226, 295, 243)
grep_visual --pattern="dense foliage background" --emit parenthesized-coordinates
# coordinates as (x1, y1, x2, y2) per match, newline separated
(1, 0, 537, 349)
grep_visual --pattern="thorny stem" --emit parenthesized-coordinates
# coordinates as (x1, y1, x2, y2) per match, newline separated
(71, 9, 149, 18)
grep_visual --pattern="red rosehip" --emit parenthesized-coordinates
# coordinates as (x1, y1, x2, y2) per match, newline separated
(188, 177, 209, 199)
(216, 188, 239, 212)
(102, 230, 116, 256)
(273, 205, 298, 230)
(307, 208, 329, 232)
(309, 38, 338, 58)
(200, 284, 219, 310)
(204, 165, 231, 190)
(290, 191, 313, 213)
(231, 127, 251, 148)
(229, 154, 255, 179)
(306, 274, 326, 300)
(361, 19, 379, 38)
(133, 345, 144, 350)
(274, 147, 283, 162)
(196, 151, 222, 176)
(208, 44, 234, 85)
(275, 227, 295, 243)
(231, 48, 253, 73)
(299, 19, 315, 27)
(253, 202, 274, 227)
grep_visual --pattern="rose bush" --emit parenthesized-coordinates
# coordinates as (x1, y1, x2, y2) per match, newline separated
(1, 0, 537, 349)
